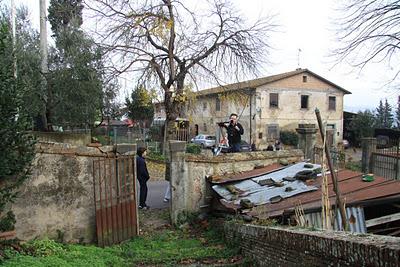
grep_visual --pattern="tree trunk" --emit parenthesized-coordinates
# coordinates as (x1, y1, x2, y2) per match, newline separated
(163, 81, 186, 180)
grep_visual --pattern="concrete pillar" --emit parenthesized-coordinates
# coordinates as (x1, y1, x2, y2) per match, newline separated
(296, 124, 317, 161)
(168, 140, 188, 225)
(361, 137, 376, 173)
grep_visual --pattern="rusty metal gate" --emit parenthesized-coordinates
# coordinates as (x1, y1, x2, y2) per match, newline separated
(93, 156, 138, 247)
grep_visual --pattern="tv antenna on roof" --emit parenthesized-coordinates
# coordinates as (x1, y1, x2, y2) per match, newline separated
(297, 48, 302, 68)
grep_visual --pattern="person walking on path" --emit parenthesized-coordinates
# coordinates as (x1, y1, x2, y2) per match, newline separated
(136, 147, 150, 210)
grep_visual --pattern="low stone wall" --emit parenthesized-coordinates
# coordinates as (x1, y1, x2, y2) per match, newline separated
(33, 131, 92, 147)
(169, 141, 303, 224)
(11, 142, 117, 243)
(224, 223, 400, 267)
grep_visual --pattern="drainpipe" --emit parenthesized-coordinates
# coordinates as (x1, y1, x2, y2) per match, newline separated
(249, 93, 252, 145)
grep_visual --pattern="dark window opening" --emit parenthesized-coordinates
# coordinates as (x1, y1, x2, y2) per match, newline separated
(258, 132, 263, 139)
(301, 95, 309, 109)
(303, 75, 307, 82)
(216, 98, 221, 111)
(329, 96, 336, 111)
(267, 124, 279, 139)
(269, 93, 279, 108)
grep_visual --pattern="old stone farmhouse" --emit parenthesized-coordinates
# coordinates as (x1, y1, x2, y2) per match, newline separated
(187, 68, 351, 150)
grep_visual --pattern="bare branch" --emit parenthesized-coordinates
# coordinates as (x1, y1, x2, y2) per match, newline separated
(333, 0, 400, 84)
(86, 0, 277, 122)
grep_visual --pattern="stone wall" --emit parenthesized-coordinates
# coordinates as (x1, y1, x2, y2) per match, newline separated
(224, 223, 400, 267)
(11, 142, 119, 243)
(33, 132, 92, 147)
(169, 140, 304, 224)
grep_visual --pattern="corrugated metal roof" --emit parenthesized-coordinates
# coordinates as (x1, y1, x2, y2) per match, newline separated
(212, 163, 400, 218)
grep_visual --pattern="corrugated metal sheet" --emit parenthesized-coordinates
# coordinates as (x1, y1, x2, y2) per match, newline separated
(208, 163, 284, 184)
(304, 206, 366, 233)
(212, 162, 320, 206)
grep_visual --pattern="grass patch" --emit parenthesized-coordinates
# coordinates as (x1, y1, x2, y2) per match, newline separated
(2, 222, 240, 267)
(345, 161, 362, 172)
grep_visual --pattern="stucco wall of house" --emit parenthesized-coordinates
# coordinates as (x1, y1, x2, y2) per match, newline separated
(189, 72, 345, 150)
(189, 93, 253, 142)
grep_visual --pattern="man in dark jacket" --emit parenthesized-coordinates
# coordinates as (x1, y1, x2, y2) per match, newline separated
(136, 147, 150, 209)
(219, 113, 244, 152)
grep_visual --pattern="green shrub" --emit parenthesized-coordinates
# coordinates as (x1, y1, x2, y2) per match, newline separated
(345, 161, 362, 172)
(24, 238, 66, 257)
(0, 211, 16, 232)
(147, 151, 166, 162)
(186, 143, 201, 154)
(280, 131, 298, 146)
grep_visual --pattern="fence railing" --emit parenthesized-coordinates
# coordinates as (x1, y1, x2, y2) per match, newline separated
(363, 137, 400, 180)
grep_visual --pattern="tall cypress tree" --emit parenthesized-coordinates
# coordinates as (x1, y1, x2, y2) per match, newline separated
(47, 0, 106, 129)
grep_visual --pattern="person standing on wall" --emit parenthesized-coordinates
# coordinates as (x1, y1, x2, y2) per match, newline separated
(136, 147, 150, 210)
(219, 113, 244, 152)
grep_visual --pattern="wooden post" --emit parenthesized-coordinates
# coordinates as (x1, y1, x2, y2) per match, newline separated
(315, 108, 348, 230)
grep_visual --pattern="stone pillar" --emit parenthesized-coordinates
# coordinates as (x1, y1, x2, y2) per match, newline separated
(116, 143, 137, 155)
(296, 124, 317, 161)
(361, 137, 376, 173)
(169, 140, 188, 225)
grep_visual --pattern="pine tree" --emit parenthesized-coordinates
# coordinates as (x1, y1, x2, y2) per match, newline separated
(383, 99, 394, 128)
(375, 100, 385, 128)
(396, 96, 400, 129)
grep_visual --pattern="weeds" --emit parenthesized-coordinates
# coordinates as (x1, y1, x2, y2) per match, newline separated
(1, 218, 241, 267)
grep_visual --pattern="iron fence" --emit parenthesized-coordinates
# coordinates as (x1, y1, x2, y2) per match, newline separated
(366, 137, 400, 180)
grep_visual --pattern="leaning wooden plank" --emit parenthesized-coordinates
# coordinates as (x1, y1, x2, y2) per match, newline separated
(365, 212, 400, 228)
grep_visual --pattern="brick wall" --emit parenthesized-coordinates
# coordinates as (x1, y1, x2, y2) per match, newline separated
(224, 223, 400, 267)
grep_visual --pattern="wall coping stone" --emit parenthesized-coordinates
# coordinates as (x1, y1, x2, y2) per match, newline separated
(35, 142, 115, 158)
(169, 140, 186, 152)
(185, 149, 303, 163)
(225, 222, 400, 265)
(116, 143, 137, 154)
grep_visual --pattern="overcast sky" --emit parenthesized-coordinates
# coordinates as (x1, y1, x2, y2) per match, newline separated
(13, 0, 398, 112)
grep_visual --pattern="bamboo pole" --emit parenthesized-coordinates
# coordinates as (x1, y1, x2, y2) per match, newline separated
(315, 108, 348, 230)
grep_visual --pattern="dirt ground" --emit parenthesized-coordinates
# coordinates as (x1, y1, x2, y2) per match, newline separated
(344, 147, 362, 163)
(138, 208, 171, 235)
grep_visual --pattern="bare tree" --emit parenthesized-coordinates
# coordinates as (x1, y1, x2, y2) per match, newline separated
(334, 0, 400, 82)
(86, 0, 276, 145)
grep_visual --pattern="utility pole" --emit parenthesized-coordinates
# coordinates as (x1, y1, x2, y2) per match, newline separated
(40, 0, 49, 130)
